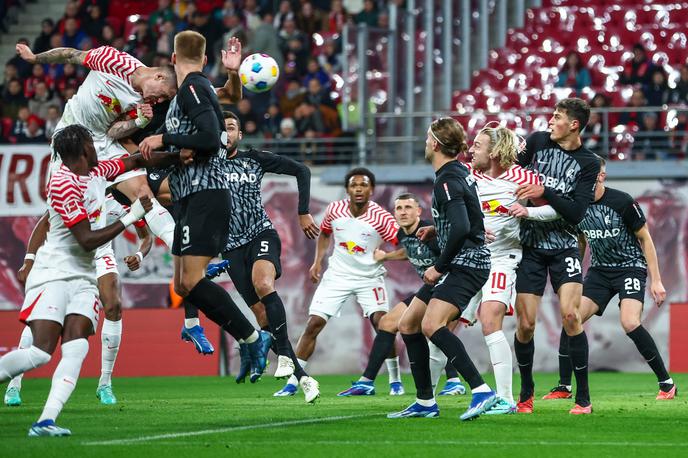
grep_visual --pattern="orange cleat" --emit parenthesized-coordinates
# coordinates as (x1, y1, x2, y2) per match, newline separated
(656, 385, 677, 400)
(542, 385, 572, 400)
(569, 403, 592, 415)
(516, 396, 534, 414)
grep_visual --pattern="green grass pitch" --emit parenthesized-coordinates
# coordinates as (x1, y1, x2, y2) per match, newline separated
(3, 373, 687, 457)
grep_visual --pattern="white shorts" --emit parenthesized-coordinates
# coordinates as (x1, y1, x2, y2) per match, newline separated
(20, 279, 101, 332)
(308, 271, 389, 321)
(94, 135, 146, 184)
(95, 242, 118, 278)
(462, 256, 518, 324)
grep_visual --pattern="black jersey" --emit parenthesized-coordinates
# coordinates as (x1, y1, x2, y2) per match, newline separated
(431, 161, 491, 271)
(398, 219, 441, 278)
(578, 187, 647, 269)
(164, 72, 229, 201)
(223, 148, 311, 251)
(518, 131, 600, 250)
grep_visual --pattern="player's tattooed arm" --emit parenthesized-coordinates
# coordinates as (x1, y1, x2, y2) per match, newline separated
(108, 105, 154, 139)
(16, 43, 86, 65)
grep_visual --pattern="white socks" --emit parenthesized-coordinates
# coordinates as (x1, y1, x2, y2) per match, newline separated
(416, 397, 436, 407)
(7, 326, 34, 389)
(99, 319, 122, 387)
(38, 339, 89, 422)
(287, 359, 307, 386)
(184, 318, 200, 329)
(244, 331, 259, 344)
(144, 198, 175, 248)
(428, 340, 447, 392)
(385, 357, 401, 384)
(0, 345, 51, 382)
(485, 330, 514, 404)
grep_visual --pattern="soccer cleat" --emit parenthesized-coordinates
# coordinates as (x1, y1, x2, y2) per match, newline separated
(542, 385, 572, 400)
(248, 331, 271, 383)
(459, 391, 498, 421)
(337, 381, 376, 397)
(299, 376, 320, 403)
(96, 385, 117, 405)
(438, 380, 467, 396)
(656, 384, 677, 400)
(387, 402, 440, 419)
(205, 260, 230, 279)
(181, 325, 215, 355)
(273, 383, 298, 397)
(235, 343, 251, 383)
(4, 387, 21, 407)
(484, 397, 517, 415)
(28, 419, 71, 437)
(389, 381, 405, 396)
(569, 403, 593, 414)
(516, 395, 534, 414)
(274, 355, 295, 379)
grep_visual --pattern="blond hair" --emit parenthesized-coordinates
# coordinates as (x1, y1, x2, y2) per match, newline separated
(478, 125, 519, 169)
(174, 31, 206, 64)
(430, 117, 468, 158)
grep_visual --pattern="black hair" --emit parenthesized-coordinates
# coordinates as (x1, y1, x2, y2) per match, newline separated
(52, 125, 93, 163)
(223, 110, 241, 130)
(555, 97, 591, 132)
(344, 167, 376, 188)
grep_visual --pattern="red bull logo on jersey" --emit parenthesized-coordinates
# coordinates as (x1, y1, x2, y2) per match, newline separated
(339, 241, 366, 254)
(96, 93, 122, 114)
(482, 199, 510, 215)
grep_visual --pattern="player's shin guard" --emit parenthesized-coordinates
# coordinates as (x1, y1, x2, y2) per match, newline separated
(429, 327, 485, 390)
(558, 327, 572, 386)
(38, 339, 88, 422)
(362, 330, 397, 381)
(485, 330, 514, 404)
(401, 333, 433, 400)
(7, 326, 33, 390)
(0, 345, 51, 382)
(514, 335, 535, 399)
(261, 291, 291, 355)
(187, 278, 255, 341)
(143, 198, 175, 248)
(428, 340, 448, 391)
(99, 319, 122, 387)
(626, 325, 670, 383)
(568, 331, 591, 406)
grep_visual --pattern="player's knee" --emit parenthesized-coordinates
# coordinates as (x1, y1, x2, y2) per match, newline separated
(379, 313, 397, 333)
(481, 319, 500, 336)
(517, 317, 536, 339)
(253, 278, 275, 298)
(621, 317, 641, 334)
(102, 297, 122, 321)
(303, 318, 325, 339)
(178, 277, 201, 297)
(420, 317, 440, 338)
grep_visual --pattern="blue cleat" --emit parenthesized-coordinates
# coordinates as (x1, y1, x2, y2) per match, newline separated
(4, 387, 21, 406)
(484, 397, 517, 415)
(387, 401, 439, 419)
(273, 383, 298, 397)
(248, 331, 271, 383)
(235, 343, 251, 383)
(389, 381, 405, 396)
(459, 390, 498, 421)
(28, 419, 71, 437)
(206, 260, 230, 279)
(337, 381, 376, 397)
(438, 380, 467, 396)
(181, 325, 215, 355)
(96, 385, 117, 405)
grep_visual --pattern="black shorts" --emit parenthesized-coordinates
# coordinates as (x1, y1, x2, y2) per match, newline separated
(222, 229, 282, 307)
(172, 190, 231, 257)
(516, 247, 583, 295)
(402, 283, 434, 306)
(147, 166, 172, 197)
(432, 266, 489, 314)
(583, 267, 647, 316)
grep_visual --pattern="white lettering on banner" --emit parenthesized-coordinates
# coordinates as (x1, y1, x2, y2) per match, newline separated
(0, 145, 52, 216)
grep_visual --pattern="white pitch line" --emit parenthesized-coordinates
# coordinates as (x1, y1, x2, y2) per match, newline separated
(82, 413, 378, 446)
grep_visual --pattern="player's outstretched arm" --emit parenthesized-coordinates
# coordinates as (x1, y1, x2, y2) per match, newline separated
(16, 43, 86, 65)
(121, 151, 183, 171)
(374, 248, 407, 262)
(635, 225, 666, 306)
(17, 211, 50, 286)
(215, 36, 243, 104)
(124, 224, 153, 271)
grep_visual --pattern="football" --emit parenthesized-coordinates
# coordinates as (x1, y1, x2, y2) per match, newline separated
(239, 53, 280, 93)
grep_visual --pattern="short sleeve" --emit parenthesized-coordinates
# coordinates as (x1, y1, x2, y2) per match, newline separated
(378, 211, 400, 244)
(320, 202, 335, 234)
(91, 159, 125, 180)
(83, 46, 143, 84)
(48, 176, 87, 228)
(622, 198, 646, 232)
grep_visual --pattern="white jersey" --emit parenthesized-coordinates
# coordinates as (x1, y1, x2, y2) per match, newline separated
(320, 199, 399, 278)
(56, 46, 144, 141)
(27, 159, 125, 289)
(469, 164, 540, 258)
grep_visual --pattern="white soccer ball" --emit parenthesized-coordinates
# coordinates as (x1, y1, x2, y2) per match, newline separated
(239, 53, 279, 93)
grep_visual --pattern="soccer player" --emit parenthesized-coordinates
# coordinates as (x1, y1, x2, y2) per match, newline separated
(216, 112, 320, 397)
(0, 125, 176, 436)
(337, 193, 465, 397)
(138, 31, 270, 381)
(274, 168, 400, 398)
(388, 117, 497, 421)
(540, 157, 676, 400)
(513, 98, 601, 414)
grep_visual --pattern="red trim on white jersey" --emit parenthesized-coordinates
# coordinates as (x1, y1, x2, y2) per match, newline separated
(501, 164, 539, 185)
(320, 199, 399, 244)
(83, 46, 144, 85)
